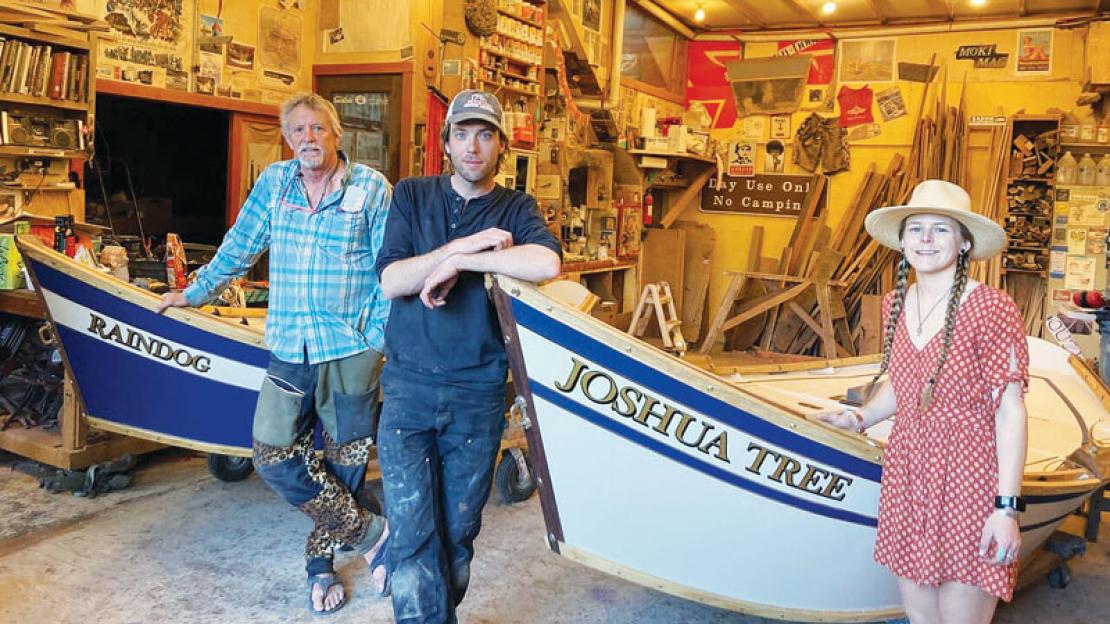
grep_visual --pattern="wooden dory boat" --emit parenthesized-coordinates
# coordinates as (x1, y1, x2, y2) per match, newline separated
(17, 236, 265, 457)
(490, 275, 1110, 622)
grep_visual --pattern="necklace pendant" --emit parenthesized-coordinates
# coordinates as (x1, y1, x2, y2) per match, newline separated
(917, 327, 923, 336)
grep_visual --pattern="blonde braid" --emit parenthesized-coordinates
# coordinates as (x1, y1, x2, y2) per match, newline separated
(864, 256, 911, 400)
(918, 249, 970, 411)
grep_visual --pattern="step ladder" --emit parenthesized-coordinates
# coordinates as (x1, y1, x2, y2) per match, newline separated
(628, 281, 687, 356)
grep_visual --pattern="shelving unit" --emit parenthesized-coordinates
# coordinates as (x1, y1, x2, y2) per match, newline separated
(479, 0, 546, 149)
(1002, 115, 1060, 275)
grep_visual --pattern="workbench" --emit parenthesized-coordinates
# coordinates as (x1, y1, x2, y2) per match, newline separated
(0, 290, 163, 469)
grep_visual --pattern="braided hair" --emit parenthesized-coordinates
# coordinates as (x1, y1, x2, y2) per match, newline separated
(863, 255, 911, 401)
(918, 247, 970, 411)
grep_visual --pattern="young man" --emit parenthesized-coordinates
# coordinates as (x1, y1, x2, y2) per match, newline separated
(157, 93, 391, 615)
(375, 89, 561, 623)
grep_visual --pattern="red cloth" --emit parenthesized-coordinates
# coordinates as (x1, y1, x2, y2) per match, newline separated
(837, 85, 874, 127)
(874, 286, 1029, 602)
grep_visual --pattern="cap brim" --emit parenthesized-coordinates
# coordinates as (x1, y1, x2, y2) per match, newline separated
(863, 205, 1006, 261)
(446, 113, 505, 134)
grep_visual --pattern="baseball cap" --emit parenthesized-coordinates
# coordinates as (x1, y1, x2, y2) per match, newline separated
(445, 89, 506, 136)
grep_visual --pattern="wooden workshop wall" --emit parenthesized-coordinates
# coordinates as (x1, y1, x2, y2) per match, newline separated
(85, 0, 317, 103)
(688, 27, 1086, 316)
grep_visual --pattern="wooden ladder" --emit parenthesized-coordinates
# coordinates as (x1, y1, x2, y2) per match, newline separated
(628, 281, 687, 356)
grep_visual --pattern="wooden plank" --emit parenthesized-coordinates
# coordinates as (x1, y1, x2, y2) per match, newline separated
(674, 221, 716, 343)
(660, 167, 713, 229)
(785, 175, 828, 275)
(726, 226, 767, 351)
(639, 228, 686, 338)
(699, 274, 748, 355)
(857, 294, 883, 355)
(721, 282, 812, 333)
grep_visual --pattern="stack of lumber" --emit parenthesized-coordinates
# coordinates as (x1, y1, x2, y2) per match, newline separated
(0, 1, 109, 41)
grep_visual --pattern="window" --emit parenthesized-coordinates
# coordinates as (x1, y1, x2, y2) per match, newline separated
(620, 3, 686, 100)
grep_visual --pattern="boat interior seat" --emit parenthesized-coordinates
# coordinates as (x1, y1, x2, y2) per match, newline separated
(540, 279, 600, 314)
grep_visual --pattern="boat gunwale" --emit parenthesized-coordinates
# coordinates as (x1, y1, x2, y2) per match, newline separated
(16, 235, 267, 349)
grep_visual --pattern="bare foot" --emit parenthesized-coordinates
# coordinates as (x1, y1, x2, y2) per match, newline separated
(362, 521, 390, 595)
(310, 573, 345, 613)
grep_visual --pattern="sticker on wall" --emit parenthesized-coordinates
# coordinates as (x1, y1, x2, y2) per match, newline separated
(727, 141, 755, 177)
(776, 39, 835, 85)
(1016, 28, 1052, 75)
(847, 123, 881, 141)
(1069, 228, 1089, 256)
(764, 140, 785, 173)
(1090, 227, 1109, 255)
(1066, 256, 1097, 290)
(1050, 251, 1067, 279)
(802, 86, 832, 111)
(686, 41, 742, 129)
(770, 115, 791, 139)
(1052, 288, 1071, 302)
(875, 86, 906, 122)
(954, 44, 1008, 69)
(740, 116, 766, 140)
(837, 38, 895, 83)
(198, 15, 226, 54)
(837, 85, 874, 127)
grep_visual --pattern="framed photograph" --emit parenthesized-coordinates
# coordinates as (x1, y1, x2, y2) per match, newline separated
(838, 38, 896, 83)
(582, 0, 601, 32)
(770, 115, 791, 139)
(226, 42, 255, 70)
(726, 56, 810, 117)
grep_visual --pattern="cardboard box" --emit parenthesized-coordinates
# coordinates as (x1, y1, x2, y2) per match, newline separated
(0, 234, 27, 290)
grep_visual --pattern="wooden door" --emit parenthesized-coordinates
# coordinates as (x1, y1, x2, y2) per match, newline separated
(315, 72, 406, 183)
(226, 112, 289, 228)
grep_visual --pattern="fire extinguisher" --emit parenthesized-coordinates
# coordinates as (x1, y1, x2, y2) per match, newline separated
(642, 190, 653, 226)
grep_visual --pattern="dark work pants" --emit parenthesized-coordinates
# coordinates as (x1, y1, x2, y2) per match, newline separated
(377, 367, 506, 624)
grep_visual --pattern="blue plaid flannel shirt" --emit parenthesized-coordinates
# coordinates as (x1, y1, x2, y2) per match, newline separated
(184, 153, 392, 364)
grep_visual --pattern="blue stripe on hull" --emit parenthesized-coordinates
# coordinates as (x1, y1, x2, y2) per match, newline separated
(57, 325, 256, 450)
(512, 298, 883, 482)
(532, 381, 879, 527)
(32, 259, 268, 365)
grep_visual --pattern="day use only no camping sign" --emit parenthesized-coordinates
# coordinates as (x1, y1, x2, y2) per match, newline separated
(700, 173, 826, 217)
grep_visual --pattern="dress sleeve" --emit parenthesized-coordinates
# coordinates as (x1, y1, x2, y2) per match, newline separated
(980, 290, 1030, 411)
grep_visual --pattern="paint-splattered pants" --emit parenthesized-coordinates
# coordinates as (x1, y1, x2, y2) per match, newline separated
(250, 348, 386, 577)
(377, 366, 506, 624)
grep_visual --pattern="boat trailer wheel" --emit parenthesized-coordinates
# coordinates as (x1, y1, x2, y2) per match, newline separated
(1047, 564, 1071, 589)
(495, 447, 536, 504)
(206, 454, 255, 482)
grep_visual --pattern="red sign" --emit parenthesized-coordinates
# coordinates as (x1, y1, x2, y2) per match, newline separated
(776, 40, 835, 85)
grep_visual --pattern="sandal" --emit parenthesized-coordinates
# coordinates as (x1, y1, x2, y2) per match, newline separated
(306, 573, 346, 616)
(357, 518, 391, 597)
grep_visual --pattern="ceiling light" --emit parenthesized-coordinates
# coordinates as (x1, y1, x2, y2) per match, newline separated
(695, 6, 705, 22)
(822, 2, 837, 15)
(970, 0, 987, 6)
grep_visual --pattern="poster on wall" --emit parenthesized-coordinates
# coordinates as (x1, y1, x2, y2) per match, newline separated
(1016, 29, 1052, 75)
(685, 41, 742, 129)
(702, 173, 827, 217)
(837, 38, 896, 83)
(876, 86, 907, 122)
(764, 141, 785, 173)
(321, 0, 410, 54)
(260, 5, 302, 73)
(776, 40, 834, 85)
(727, 141, 755, 177)
(98, 0, 189, 78)
(198, 14, 225, 54)
(770, 115, 791, 139)
(227, 42, 256, 70)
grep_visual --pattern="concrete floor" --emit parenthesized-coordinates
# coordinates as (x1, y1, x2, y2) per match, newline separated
(1, 449, 1108, 624)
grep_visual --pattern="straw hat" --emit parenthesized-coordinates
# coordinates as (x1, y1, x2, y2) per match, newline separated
(864, 179, 1006, 261)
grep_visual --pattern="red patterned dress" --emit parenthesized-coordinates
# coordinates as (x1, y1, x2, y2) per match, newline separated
(873, 284, 1029, 601)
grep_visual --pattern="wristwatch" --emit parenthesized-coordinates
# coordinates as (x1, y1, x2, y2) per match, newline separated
(994, 495, 1026, 514)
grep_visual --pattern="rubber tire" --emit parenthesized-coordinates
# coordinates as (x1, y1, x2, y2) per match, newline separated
(1047, 565, 1071, 589)
(206, 454, 255, 482)
(495, 450, 536, 504)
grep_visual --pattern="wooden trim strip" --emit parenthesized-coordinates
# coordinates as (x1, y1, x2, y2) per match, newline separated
(96, 79, 280, 116)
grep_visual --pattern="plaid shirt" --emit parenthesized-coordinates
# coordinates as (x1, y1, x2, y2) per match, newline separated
(184, 153, 392, 364)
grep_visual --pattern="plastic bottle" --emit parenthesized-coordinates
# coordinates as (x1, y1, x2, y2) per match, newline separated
(1081, 116, 1099, 142)
(1079, 153, 1098, 186)
(1057, 151, 1078, 184)
(1098, 154, 1110, 186)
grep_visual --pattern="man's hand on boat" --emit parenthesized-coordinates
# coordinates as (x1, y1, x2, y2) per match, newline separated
(156, 292, 190, 314)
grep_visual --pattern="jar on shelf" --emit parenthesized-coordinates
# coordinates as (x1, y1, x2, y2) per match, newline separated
(1097, 154, 1110, 186)
(1080, 116, 1098, 142)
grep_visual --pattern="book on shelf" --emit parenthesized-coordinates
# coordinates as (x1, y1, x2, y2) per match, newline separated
(0, 38, 86, 103)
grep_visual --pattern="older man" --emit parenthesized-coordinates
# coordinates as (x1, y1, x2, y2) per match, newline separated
(375, 89, 561, 623)
(158, 93, 391, 615)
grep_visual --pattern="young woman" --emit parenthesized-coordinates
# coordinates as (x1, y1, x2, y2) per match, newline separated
(817, 180, 1029, 624)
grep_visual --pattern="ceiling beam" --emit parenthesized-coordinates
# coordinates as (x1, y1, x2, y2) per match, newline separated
(1101, 0, 1110, 14)
(861, 0, 888, 24)
(1018, 0, 1027, 17)
(782, 0, 825, 26)
(946, 0, 955, 20)
(722, 0, 768, 28)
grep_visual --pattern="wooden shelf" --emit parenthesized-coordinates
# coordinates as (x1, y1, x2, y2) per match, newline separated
(0, 91, 88, 111)
(628, 149, 716, 164)
(480, 45, 540, 66)
(0, 145, 85, 160)
(497, 7, 544, 28)
(0, 23, 89, 51)
(480, 79, 540, 97)
(1006, 176, 1053, 183)
(496, 28, 540, 47)
(0, 289, 45, 318)
(481, 65, 538, 83)
(1061, 141, 1110, 148)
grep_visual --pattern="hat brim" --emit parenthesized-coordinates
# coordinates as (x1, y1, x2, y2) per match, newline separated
(864, 205, 1006, 261)
(446, 113, 506, 136)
